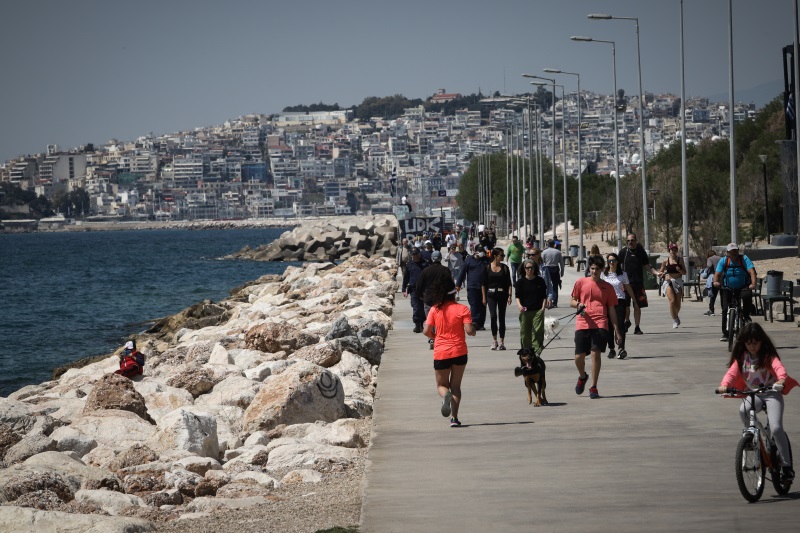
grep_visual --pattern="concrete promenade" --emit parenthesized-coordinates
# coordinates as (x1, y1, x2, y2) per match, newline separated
(361, 260, 800, 532)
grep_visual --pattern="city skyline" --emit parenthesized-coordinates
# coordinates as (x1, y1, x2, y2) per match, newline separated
(1, 0, 796, 163)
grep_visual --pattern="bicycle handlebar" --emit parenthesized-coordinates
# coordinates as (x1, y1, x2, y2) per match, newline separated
(715, 385, 772, 396)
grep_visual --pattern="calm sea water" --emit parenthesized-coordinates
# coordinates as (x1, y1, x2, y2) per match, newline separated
(0, 227, 293, 396)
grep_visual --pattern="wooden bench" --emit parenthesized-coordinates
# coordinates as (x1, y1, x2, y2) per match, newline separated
(761, 280, 796, 323)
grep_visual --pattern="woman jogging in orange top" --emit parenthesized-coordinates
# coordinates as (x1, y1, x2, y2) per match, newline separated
(424, 283, 476, 427)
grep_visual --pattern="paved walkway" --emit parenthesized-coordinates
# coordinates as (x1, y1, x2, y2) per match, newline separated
(361, 260, 800, 532)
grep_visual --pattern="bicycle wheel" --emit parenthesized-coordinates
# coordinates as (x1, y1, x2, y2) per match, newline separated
(727, 308, 737, 352)
(771, 436, 793, 495)
(735, 434, 765, 502)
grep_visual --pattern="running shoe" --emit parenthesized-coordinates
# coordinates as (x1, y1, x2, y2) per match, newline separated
(498, 343, 506, 351)
(575, 373, 589, 395)
(490, 340, 498, 350)
(617, 349, 628, 359)
(703, 310, 714, 316)
(450, 417, 461, 427)
(720, 336, 728, 342)
(676, 316, 681, 326)
(673, 320, 678, 329)
(441, 390, 452, 417)
(607, 349, 616, 359)
(634, 326, 643, 335)
(589, 386, 600, 399)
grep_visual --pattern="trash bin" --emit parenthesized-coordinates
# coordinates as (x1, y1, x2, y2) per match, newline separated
(644, 254, 660, 290)
(569, 245, 579, 257)
(765, 270, 783, 295)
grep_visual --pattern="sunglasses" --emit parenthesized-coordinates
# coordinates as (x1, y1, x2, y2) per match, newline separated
(607, 259, 617, 263)
(524, 266, 534, 270)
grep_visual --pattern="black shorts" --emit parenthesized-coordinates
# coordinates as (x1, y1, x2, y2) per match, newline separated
(574, 329, 608, 354)
(434, 354, 468, 370)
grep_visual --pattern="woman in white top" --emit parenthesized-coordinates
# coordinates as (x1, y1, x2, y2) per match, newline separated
(601, 253, 636, 359)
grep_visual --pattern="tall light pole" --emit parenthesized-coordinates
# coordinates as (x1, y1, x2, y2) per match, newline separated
(571, 36, 622, 249)
(680, 1, 689, 267)
(759, 154, 770, 244)
(588, 14, 650, 254)
(727, 0, 737, 245)
(545, 68, 582, 259)
(523, 74, 558, 240)
(530, 81, 567, 253)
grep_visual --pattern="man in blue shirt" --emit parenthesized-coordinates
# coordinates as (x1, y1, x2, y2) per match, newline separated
(455, 249, 488, 330)
(713, 242, 757, 342)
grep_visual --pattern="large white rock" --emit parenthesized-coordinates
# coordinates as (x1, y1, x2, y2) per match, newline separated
(194, 375, 261, 410)
(70, 410, 158, 449)
(185, 495, 268, 513)
(233, 470, 279, 489)
(50, 426, 98, 457)
(21, 451, 121, 493)
(74, 488, 146, 516)
(241, 360, 346, 434)
(146, 409, 219, 459)
(132, 380, 195, 424)
(207, 343, 233, 366)
(265, 441, 360, 470)
(281, 419, 366, 448)
(0, 506, 154, 533)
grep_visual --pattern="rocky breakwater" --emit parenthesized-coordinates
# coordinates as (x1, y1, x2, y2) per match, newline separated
(0, 255, 398, 532)
(226, 214, 397, 262)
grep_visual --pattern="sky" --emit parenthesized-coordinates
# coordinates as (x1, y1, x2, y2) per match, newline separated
(1, 0, 798, 163)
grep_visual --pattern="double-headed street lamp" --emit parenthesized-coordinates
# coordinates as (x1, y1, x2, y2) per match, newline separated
(522, 74, 557, 244)
(571, 36, 622, 250)
(544, 67, 582, 259)
(530, 81, 568, 255)
(588, 14, 650, 255)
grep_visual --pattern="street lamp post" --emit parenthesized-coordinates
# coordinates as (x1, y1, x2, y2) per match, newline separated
(544, 68, 583, 259)
(588, 13, 650, 254)
(523, 74, 558, 242)
(759, 155, 770, 244)
(570, 36, 622, 250)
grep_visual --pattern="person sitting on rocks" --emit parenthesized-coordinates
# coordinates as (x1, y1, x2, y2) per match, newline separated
(115, 340, 145, 378)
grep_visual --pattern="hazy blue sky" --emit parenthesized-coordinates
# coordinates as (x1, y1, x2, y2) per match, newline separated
(1, 0, 797, 162)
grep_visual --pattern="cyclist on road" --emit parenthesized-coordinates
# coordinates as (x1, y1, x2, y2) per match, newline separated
(717, 322, 798, 481)
(713, 243, 756, 342)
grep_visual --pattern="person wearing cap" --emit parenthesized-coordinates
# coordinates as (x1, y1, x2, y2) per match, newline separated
(713, 243, 757, 342)
(455, 248, 489, 330)
(115, 340, 145, 378)
(658, 243, 687, 329)
(541, 239, 564, 307)
(507, 235, 525, 283)
(403, 247, 429, 333)
(416, 250, 456, 349)
(421, 240, 434, 263)
(618, 233, 659, 335)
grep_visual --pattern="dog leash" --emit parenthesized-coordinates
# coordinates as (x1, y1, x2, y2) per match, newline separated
(538, 309, 581, 353)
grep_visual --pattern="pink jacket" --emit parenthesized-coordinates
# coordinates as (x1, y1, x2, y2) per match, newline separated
(720, 354, 799, 396)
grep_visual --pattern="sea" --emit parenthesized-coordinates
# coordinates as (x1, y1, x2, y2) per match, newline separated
(0, 227, 294, 397)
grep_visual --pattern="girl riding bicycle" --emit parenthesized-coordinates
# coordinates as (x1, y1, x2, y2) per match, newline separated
(717, 323, 798, 481)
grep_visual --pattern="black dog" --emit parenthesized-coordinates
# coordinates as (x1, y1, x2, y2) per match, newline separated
(514, 348, 548, 406)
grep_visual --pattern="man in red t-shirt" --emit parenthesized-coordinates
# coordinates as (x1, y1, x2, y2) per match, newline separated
(570, 256, 621, 399)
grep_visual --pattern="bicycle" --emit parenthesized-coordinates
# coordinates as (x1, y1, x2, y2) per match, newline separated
(715, 385, 793, 502)
(720, 286, 751, 352)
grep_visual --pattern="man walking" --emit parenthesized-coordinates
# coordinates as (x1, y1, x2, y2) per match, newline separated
(506, 234, 525, 282)
(713, 243, 757, 342)
(541, 239, 564, 307)
(571, 256, 622, 399)
(455, 249, 488, 330)
(416, 250, 456, 349)
(395, 237, 411, 280)
(618, 233, 658, 335)
(402, 248, 429, 332)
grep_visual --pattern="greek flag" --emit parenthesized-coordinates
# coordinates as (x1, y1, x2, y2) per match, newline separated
(390, 166, 397, 197)
(787, 93, 795, 126)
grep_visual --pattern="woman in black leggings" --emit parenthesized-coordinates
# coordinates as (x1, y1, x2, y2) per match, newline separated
(482, 247, 513, 350)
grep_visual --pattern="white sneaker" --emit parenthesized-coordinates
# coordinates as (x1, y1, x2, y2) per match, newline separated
(673, 320, 679, 328)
